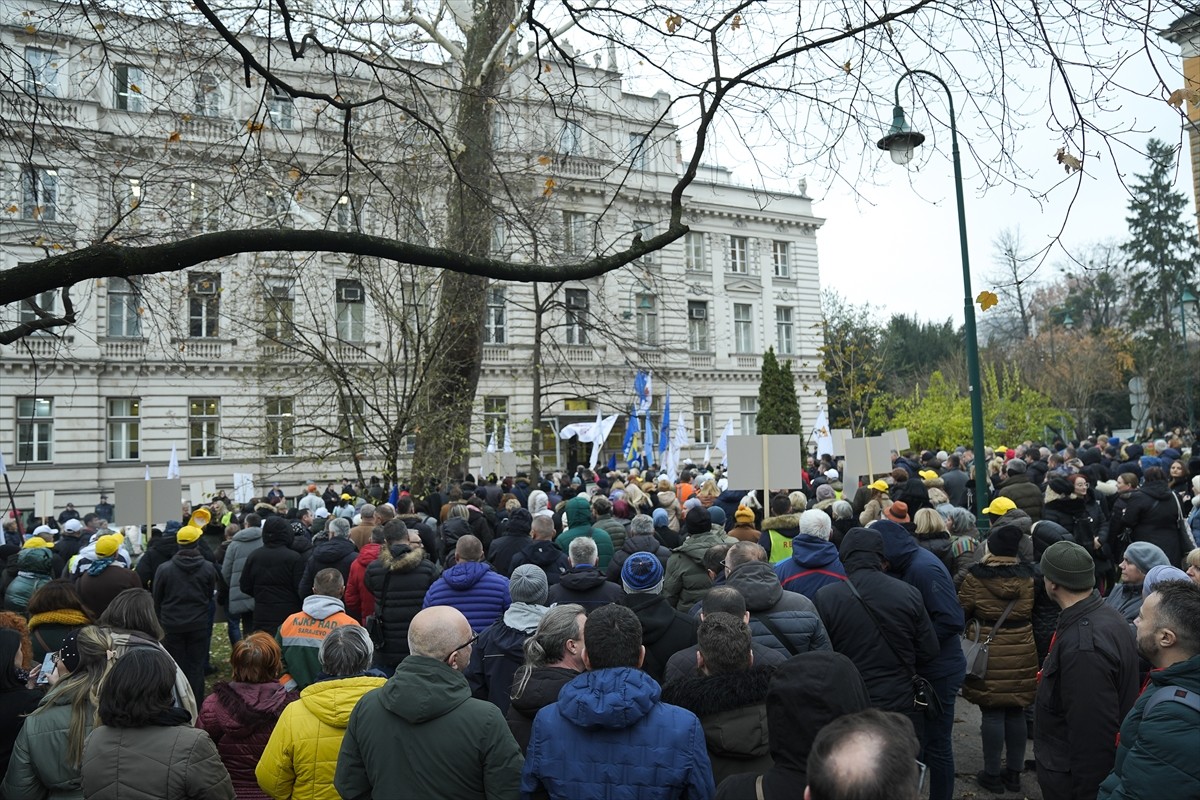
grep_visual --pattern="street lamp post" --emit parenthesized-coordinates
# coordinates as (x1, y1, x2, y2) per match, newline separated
(1180, 288, 1197, 433)
(878, 70, 989, 531)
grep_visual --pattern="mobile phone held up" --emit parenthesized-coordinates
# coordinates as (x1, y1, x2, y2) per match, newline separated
(36, 652, 55, 686)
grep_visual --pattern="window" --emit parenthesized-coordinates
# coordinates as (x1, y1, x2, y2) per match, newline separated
(21, 166, 58, 221)
(492, 219, 508, 254)
(629, 132, 649, 170)
(728, 235, 748, 273)
(18, 291, 57, 326)
(775, 307, 794, 355)
(734, 303, 754, 353)
(740, 397, 758, 435)
(635, 294, 658, 346)
(194, 72, 219, 117)
(189, 182, 219, 232)
(263, 277, 295, 340)
(113, 64, 146, 112)
(483, 396, 508, 440)
(335, 279, 366, 343)
(188, 397, 220, 459)
(338, 395, 364, 445)
(107, 277, 141, 338)
(688, 300, 710, 351)
(684, 231, 706, 271)
(106, 398, 140, 461)
(693, 397, 712, 444)
(24, 48, 60, 96)
(563, 211, 590, 256)
(16, 397, 53, 463)
(633, 220, 655, 264)
(772, 240, 791, 278)
(485, 286, 506, 344)
(268, 86, 295, 130)
(188, 272, 220, 338)
(113, 177, 142, 222)
(565, 288, 588, 345)
(265, 396, 294, 457)
(559, 119, 583, 156)
(335, 194, 356, 232)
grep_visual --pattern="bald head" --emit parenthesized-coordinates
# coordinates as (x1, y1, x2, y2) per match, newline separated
(408, 606, 473, 661)
(456, 534, 484, 562)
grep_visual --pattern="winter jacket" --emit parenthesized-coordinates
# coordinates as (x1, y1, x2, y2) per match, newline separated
(364, 544, 439, 668)
(153, 547, 218, 633)
(757, 514, 800, 564)
(196, 681, 295, 800)
(1105, 583, 1144, 628)
(546, 566, 623, 611)
(256, 675, 386, 800)
(957, 555, 1037, 708)
(1034, 591, 1139, 799)
(1111, 480, 1186, 565)
(424, 560, 511, 632)
(4, 547, 55, 613)
(348, 521, 374, 551)
(914, 530, 955, 573)
(657, 491, 683, 532)
(665, 530, 733, 613)
(75, 563, 140, 618)
(489, 509, 533, 577)
(725, 560, 831, 658)
(521, 667, 715, 800)
(221, 526, 264, 615)
(815, 540, 940, 712)
(607, 534, 672, 583)
(1097, 653, 1200, 800)
(593, 514, 627, 552)
(662, 666, 774, 786)
(506, 666, 580, 753)
(619, 592, 698, 683)
(104, 631, 199, 724)
(465, 603, 547, 715)
(277, 595, 360, 691)
(240, 524, 306, 635)
(1043, 491, 1113, 578)
(773, 535, 847, 601)
(397, 514, 439, 561)
(0, 682, 38, 777)
(335, 655, 524, 800)
(858, 495, 893, 527)
(0, 693, 94, 800)
(555, 497, 615, 571)
(299, 536, 358, 598)
(80, 720, 234, 800)
(1030, 521, 1071, 662)
(876, 520, 967, 680)
(509, 540, 570, 586)
(344, 542, 381, 620)
(997, 473, 1044, 522)
(135, 528, 215, 590)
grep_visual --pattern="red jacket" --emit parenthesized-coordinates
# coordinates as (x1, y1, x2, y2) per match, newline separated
(345, 542, 381, 620)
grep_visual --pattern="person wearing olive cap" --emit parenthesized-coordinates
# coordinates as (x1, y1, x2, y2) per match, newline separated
(153, 525, 218, 702)
(77, 534, 141, 617)
(1034, 541, 1138, 800)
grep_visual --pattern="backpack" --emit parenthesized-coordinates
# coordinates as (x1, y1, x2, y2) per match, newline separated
(1072, 513, 1095, 548)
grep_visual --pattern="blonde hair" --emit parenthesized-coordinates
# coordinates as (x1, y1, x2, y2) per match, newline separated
(1186, 548, 1200, 569)
(33, 626, 114, 768)
(913, 508, 947, 535)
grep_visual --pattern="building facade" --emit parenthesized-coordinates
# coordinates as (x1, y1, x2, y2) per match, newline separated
(0, 0, 825, 519)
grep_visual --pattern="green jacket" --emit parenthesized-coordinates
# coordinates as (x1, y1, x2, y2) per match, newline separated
(0, 694, 93, 800)
(663, 529, 733, 613)
(555, 497, 614, 571)
(334, 655, 523, 800)
(1097, 654, 1200, 800)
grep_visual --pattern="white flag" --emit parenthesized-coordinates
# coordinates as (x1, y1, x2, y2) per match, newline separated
(503, 424, 513, 454)
(486, 430, 497, 454)
(665, 416, 688, 483)
(588, 414, 619, 470)
(715, 418, 735, 454)
(0, 450, 6, 476)
(811, 409, 834, 457)
(704, 445, 711, 466)
(166, 444, 180, 480)
(144, 465, 151, 481)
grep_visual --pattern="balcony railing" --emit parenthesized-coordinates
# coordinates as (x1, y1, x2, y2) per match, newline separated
(103, 339, 146, 360)
(482, 346, 509, 363)
(735, 355, 759, 369)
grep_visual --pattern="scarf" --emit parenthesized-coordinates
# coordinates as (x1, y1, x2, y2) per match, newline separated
(87, 557, 116, 576)
(28, 609, 91, 630)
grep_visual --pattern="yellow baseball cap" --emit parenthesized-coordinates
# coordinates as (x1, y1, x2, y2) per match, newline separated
(22, 537, 52, 549)
(176, 525, 203, 546)
(982, 496, 1017, 517)
(869, 479, 889, 492)
(919, 470, 938, 481)
(95, 534, 122, 558)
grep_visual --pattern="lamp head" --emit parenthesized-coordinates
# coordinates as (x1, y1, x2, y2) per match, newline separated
(878, 105, 926, 165)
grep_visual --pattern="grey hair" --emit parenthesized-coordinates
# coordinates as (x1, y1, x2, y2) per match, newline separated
(630, 514, 654, 535)
(447, 504, 470, 520)
(568, 536, 598, 566)
(831, 500, 853, 520)
(359, 503, 377, 519)
(328, 517, 352, 539)
(798, 509, 832, 541)
(319, 624, 374, 677)
(512, 604, 584, 699)
(940, 504, 978, 537)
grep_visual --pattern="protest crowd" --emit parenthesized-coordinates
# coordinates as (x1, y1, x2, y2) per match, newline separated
(0, 434, 1199, 800)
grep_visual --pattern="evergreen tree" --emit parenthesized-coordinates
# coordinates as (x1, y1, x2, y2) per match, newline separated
(756, 347, 802, 435)
(1122, 139, 1199, 338)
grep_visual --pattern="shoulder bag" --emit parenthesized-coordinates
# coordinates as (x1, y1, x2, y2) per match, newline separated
(1170, 493, 1197, 560)
(960, 597, 1017, 680)
(364, 570, 393, 648)
(844, 577, 944, 720)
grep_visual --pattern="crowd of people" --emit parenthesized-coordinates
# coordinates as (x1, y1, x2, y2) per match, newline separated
(0, 435, 1197, 799)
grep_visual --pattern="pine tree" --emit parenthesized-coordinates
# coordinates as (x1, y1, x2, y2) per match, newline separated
(756, 347, 802, 435)
(1122, 138, 1199, 338)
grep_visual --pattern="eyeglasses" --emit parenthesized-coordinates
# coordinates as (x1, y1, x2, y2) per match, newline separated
(451, 632, 479, 655)
(916, 760, 927, 793)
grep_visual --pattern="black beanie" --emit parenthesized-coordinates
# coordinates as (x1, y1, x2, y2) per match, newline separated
(685, 507, 712, 536)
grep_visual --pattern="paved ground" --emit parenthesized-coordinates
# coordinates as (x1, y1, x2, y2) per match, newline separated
(951, 697, 1042, 800)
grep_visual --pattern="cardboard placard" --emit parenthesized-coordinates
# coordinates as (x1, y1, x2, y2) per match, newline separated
(842, 436, 896, 486)
(34, 490, 54, 520)
(189, 479, 217, 507)
(233, 473, 255, 504)
(724, 435, 805, 491)
(113, 479, 182, 528)
(882, 428, 910, 452)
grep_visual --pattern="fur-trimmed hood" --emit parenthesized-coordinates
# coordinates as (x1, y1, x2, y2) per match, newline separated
(379, 543, 426, 572)
(661, 665, 774, 719)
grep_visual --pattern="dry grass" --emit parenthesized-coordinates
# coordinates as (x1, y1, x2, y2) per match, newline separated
(205, 622, 234, 697)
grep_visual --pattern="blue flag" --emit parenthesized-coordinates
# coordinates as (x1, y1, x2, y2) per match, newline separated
(633, 371, 652, 415)
(607, 453, 617, 472)
(644, 412, 654, 467)
(622, 408, 641, 458)
(388, 484, 399, 506)
(658, 391, 671, 455)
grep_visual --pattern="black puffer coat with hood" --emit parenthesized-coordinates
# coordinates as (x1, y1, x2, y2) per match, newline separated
(240, 517, 305, 634)
(363, 542, 438, 668)
(723, 560, 830, 658)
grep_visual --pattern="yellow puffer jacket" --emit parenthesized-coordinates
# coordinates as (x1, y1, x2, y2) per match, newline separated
(255, 676, 386, 800)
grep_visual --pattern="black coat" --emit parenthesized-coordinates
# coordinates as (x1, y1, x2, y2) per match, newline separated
(152, 547, 217, 632)
(363, 544, 438, 668)
(606, 535, 671, 583)
(545, 566, 624, 611)
(0, 685, 43, 778)
(997, 474, 1044, 522)
(1111, 480, 1185, 565)
(619, 592, 697, 683)
(240, 535, 305, 635)
(465, 619, 531, 715)
(506, 666, 579, 753)
(299, 536, 358, 597)
(136, 530, 215, 589)
(724, 561, 831, 659)
(488, 510, 533, 577)
(508, 541, 570, 586)
(1042, 493, 1112, 576)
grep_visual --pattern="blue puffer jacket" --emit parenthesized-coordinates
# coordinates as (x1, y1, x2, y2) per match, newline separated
(875, 520, 966, 680)
(521, 667, 715, 800)
(773, 535, 847, 601)
(423, 560, 510, 632)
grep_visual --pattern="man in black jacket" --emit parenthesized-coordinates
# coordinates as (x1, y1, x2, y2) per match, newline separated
(363, 527, 439, 673)
(1035, 541, 1138, 800)
(240, 516, 305, 635)
(488, 508, 533, 577)
(510, 515, 570, 585)
(722, 541, 831, 659)
(299, 517, 358, 597)
(618, 552, 697, 682)
(153, 523, 217, 703)
(997, 459, 1044, 522)
(546, 537, 623, 610)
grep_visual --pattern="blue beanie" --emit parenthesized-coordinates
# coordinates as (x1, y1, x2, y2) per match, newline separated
(622, 552, 665, 594)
